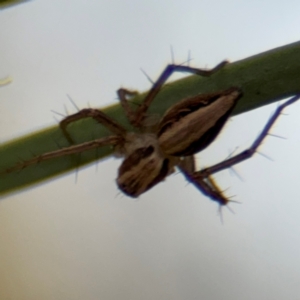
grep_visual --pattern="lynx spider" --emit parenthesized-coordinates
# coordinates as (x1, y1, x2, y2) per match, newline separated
(4, 61, 300, 206)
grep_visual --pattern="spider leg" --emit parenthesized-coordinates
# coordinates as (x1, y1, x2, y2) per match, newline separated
(60, 108, 127, 144)
(116, 88, 139, 125)
(133, 60, 228, 127)
(197, 94, 300, 178)
(3, 136, 122, 174)
(178, 156, 229, 205)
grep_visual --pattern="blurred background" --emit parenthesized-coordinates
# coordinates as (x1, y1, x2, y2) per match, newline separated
(1, 1, 300, 299)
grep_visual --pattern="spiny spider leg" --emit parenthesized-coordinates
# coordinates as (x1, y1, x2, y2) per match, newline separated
(178, 94, 300, 205)
(4, 136, 122, 174)
(178, 155, 229, 205)
(197, 94, 300, 178)
(117, 88, 139, 124)
(118, 61, 228, 127)
(60, 109, 127, 144)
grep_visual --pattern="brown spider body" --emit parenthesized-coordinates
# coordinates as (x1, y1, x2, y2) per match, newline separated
(4, 60, 299, 206)
(117, 87, 241, 198)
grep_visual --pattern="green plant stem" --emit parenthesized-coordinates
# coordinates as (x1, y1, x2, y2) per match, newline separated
(0, 0, 31, 9)
(1, 41, 300, 196)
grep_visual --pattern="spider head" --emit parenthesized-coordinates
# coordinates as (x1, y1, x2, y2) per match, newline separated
(116, 144, 173, 197)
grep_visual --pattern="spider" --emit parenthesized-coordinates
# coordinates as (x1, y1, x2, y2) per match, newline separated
(3, 61, 300, 205)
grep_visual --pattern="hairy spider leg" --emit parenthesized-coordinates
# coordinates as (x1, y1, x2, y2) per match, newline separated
(178, 155, 229, 205)
(3, 136, 122, 174)
(116, 88, 139, 124)
(198, 94, 300, 177)
(180, 94, 300, 205)
(59, 109, 127, 144)
(117, 60, 228, 127)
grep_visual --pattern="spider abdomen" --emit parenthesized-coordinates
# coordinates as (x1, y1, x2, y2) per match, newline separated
(157, 88, 242, 156)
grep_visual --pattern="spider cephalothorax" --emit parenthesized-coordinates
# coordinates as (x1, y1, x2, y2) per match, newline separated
(3, 61, 300, 206)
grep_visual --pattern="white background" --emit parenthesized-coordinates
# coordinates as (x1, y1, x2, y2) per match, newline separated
(1, 1, 300, 299)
